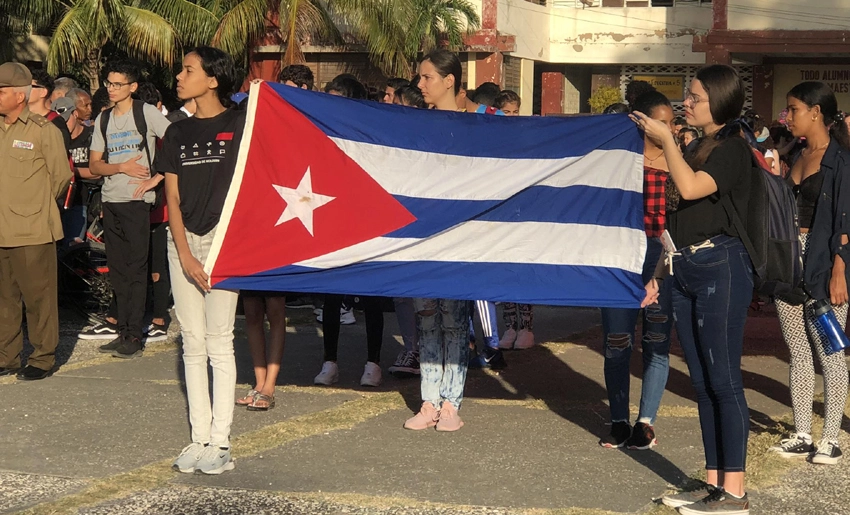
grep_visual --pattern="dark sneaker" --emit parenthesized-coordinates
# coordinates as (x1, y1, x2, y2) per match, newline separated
(599, 421, 631, 449)
(112, 337, 144, 359)
(144, 323, 168, 343)
(473, 346, 508, 370)
(811, 439, 843, 465)
(16, 365, 51, 381)
(388, 351, 420, 377)
(769, 433, 814, 459)
(626, 421, 657, 450)
(98, 336, 125, 354)
(285, 297, 314, 309)
(78, 321, 119, 340)
(662, 483, 717, 508)
(678, 488, 749, 515)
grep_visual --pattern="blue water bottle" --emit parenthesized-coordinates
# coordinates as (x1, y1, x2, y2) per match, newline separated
(813, 299, 850, 355)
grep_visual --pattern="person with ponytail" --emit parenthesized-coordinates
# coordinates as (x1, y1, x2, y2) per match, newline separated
(156, 47, 244, 475)
(769, 81, 850, 466)
(632, 65, 753, 515)
(402, 49, 472, 432)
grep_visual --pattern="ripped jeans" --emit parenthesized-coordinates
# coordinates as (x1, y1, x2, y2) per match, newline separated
(600, 236, 672, 425)
(414, 298, 471, 409)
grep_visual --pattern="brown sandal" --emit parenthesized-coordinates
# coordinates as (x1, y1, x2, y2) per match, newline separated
(236, 389, 259, 406)
(247, 393, 275, 411)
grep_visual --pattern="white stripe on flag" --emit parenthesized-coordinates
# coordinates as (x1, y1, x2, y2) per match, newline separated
(294, 221, 646, 274)
(329, 139, 643, 200)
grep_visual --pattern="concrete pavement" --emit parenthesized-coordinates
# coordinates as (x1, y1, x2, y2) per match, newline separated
(1, 304, 847, 514)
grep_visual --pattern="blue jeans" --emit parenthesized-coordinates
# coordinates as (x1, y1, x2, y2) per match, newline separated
(414, 298, 471, 408)
(393, 297, 419, 353)
(600, 237, 673, 425)
(671, 235, 752, 472)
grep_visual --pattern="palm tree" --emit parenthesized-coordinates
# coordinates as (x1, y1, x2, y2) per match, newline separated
(332, 0, 480, 78)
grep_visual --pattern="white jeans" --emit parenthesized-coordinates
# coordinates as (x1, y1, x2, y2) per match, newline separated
(167, 226, 238, 446)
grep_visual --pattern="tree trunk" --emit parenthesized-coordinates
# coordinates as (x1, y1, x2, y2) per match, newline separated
(84, 48, 101, 94)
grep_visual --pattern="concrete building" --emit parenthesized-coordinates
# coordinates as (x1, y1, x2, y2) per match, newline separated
(250, 0, 850, 121)
(492, 0, 850, 120)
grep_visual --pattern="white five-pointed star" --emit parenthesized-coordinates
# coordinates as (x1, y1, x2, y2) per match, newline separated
(273, 167, 336, 236)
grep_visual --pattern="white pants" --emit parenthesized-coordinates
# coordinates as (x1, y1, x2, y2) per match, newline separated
(167, 226, 238, 446)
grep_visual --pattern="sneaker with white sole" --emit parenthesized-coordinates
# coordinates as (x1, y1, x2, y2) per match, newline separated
(172, 442, 206, 473)
(78, 321, 119, 340)
(316, 307, 357, 325)
(498, 328, 517, 349)
(340, 307, 356, 325)
(314, 361, 339, 385)
(360, 361, 382, 387)
(769, 432, 814, 459)
(514, 329, 535, 349)
(661, 483, 718, 509)
(677, 488, 749, 515)
(812, 439, 843, 465)
(388, 351, 420, 377)
(144, 323, 168, 343)
(195, 445, 235, 475)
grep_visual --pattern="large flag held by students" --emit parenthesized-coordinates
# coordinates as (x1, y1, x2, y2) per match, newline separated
(205, 81, 646, 308)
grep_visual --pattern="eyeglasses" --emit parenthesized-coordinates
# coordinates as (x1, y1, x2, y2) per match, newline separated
(684, 90, 705, 106)
(103, 80, 132, 90)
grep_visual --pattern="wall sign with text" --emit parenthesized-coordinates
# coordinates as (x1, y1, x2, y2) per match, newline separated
(632, 75, 685, 101)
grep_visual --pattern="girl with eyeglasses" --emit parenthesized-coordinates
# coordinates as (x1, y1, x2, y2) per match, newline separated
(632, 65, 754, 515)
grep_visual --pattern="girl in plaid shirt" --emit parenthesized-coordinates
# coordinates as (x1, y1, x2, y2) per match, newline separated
(599, 90, 675, 451)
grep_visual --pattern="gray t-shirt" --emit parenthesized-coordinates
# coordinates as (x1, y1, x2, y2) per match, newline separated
(91, 102, 170, 203)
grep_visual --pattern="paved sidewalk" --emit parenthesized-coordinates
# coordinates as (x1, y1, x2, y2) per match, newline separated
(1, 305, 847, 514)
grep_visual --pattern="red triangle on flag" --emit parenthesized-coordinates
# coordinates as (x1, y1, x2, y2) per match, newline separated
(211, 83, 416, 283)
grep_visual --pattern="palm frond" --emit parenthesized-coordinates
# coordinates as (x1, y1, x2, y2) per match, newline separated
(281, 0, 341, 65)
(142, 0, 221, 47)
(117, 5, 180, 67)
(212, 0, 272, 60)
(45, 1, 101, 75)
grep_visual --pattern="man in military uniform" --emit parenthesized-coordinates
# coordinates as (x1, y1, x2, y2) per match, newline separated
(0, 63, 72, 380)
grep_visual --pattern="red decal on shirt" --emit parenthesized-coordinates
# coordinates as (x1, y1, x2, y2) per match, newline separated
(216, 132, 234, 141)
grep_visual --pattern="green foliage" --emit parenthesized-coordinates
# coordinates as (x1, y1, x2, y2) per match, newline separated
(588, 86, 624, 114)
(0, 0, 482, 88)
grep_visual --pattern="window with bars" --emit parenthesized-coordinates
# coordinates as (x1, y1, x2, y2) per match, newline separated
(556, 0, 710, 6)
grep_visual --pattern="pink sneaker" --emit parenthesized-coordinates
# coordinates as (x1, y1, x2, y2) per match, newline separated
(403, 402, 439, 430)
(436, 401, 464, 432)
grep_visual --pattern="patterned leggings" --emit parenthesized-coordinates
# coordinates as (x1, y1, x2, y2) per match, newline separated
(775, 233, 849, 443)
(502, 303, 533, 331)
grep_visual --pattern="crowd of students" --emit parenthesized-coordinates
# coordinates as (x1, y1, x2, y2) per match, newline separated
(13, 45, 850, 515)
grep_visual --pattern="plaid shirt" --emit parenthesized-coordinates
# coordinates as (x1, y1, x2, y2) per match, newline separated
(643, 166, 667, 238)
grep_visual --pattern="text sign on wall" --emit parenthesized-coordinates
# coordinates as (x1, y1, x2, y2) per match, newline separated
(633, 75, 685, 102)
(773, 65, 850, 121)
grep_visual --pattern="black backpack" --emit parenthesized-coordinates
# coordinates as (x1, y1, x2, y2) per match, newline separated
(99, 99, 152, 169)
(722, 148, 804, 299)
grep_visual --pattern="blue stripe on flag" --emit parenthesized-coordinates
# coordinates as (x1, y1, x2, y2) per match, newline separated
(216, 261, 644, 308)
(388, 186, 643, 238)
(265, 82, 643, 160)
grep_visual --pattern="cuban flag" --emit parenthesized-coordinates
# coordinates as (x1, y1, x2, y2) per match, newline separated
(205, 81, 646, 308)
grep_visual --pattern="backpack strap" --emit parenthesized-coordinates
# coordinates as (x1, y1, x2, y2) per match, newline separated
(132, 99, 153, 171)
(721, 150, 765, 273)
(100, 107, 112, 162)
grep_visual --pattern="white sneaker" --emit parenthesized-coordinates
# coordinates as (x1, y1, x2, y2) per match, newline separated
(360, 361, 382, 387)
(514, 329, 535, 349)
(314, 361, 339, 385)
(498, 328, 517, 349)
(313, 307, 323, 316)
(172, 442, 206, 473)
(316, 307, 356, 325)
(340, 307, 356, 325)
(195, 445, 235, 475)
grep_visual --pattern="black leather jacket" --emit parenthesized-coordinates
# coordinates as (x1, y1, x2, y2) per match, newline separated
(802, 139, 850, 301)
